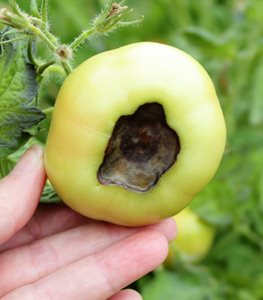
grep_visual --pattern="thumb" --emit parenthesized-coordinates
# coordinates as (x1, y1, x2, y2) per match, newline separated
(0, 145, 46, 245)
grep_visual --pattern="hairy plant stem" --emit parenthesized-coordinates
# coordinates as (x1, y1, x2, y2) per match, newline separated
(0, 35, 27, 44)
(30, 0, 41, 18)
(2, 0, 142, 76)
(41, 0, 48, 26)
(27, 39, 37, 65)
(70, 27, 95, 50)
(61, 60, 73, 75)
(27, 23, 56, 51)
(26, 23, 73, 75)
(8, 0, 23, 16)
(37, 60, 55, 75)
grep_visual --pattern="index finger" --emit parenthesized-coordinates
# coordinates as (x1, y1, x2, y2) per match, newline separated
(0, 145, 46, 245)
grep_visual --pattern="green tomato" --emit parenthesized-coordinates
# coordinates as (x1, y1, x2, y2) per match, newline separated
(44, 42, 226, 226)
(164, 208, 216, 267)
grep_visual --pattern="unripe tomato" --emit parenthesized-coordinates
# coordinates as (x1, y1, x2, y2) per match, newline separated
(164, 208, 216, 267)
(44, 42, 226, 226)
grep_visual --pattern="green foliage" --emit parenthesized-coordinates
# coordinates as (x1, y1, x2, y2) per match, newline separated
(0, 0, 142, 202)
(138, 267, 222, 300)
(0, 27, 44, 158)
(0, 0, 262, 298)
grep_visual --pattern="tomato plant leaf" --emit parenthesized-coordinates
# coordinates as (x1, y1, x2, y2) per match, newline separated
(0, 140, 60, 203)
(0, 27, 45, 158)
(0, 141, 27, 178)
(182, 26, 236, 59)
(40, 182, 60, 203)
(139, 269, 222, 300)
(0, 155, 16, 178)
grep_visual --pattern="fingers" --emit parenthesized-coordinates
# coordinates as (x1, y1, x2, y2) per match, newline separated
(0, 144, 176, 299)
(4, 230, 168, 300)
(108, 289, 142, 300)
(0, 218, 175, 296)
(0, 145, 46, 245)
(0, 204, 92, 252)
(1, 208, 176, 253)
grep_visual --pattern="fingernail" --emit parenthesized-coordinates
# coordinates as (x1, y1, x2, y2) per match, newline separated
(11, 144, 43, 175)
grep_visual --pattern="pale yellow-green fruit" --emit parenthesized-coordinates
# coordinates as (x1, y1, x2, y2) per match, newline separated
(165, 208, 216, 267)
(44, 42, 226, 226)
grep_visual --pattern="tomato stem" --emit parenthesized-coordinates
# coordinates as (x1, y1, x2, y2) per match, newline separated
(30, 0, 41, 19)
(70, 0, 143, 51)
(70, 27, 95, 50)
(41, 0, 48, 26)
(2, 0, 141, 77)
(0, 35, 27, 44)
(37, 61, 55, 75)
(8, 0, 23, 16)
(27, 23, 57, 51)
(61, 60, 73, 75)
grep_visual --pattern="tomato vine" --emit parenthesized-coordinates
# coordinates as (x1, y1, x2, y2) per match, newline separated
(0, 0, 142, 157)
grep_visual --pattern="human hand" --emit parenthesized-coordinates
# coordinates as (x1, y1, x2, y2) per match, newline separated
(0, 145, 176, 300)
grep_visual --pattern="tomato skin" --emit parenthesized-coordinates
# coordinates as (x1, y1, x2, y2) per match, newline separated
(164, 208, 216, 267)
(44, 42, 226, 226)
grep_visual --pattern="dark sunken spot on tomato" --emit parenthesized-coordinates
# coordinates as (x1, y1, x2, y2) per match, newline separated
(97, 103, 180, 192)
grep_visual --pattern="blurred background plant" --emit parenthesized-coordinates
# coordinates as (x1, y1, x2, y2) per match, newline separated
(0, 0, 263, 299)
